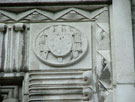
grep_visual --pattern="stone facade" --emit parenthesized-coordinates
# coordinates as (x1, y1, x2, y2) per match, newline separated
(132, 0, 135, 57)
(0, 0, 135, 102)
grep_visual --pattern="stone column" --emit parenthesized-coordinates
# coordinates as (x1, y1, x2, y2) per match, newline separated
(112, 0, 135, 102)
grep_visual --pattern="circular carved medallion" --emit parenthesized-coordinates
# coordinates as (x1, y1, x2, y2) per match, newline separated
(48, 30, 72, 57)
(34, 25, 88, 66)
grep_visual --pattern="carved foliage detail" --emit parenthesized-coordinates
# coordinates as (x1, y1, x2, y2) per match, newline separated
(34, 25, 88, 66)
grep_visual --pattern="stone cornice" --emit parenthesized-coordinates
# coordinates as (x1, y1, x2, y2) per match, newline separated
(0, 0, 112, 6)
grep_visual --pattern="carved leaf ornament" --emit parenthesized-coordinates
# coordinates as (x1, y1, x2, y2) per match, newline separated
(33, 25, 88, 66)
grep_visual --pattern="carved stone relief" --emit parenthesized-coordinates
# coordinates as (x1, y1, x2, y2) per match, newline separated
(33, 25, 88, 66)
(0, 7, 108, 23)
(0, 6, 112, 102)
(0, 85, 22, 102)
(0, 23, 29, 72)
(28, 70, 93, 102)
(30, 22, 92, 70)
(94, 10, 112, 102)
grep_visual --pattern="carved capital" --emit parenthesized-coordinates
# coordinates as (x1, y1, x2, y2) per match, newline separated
(0, 24, 6, 32)
(14, 23, 25, 31)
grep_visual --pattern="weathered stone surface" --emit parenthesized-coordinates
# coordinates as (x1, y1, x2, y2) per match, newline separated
(113, 0, 134, 84)
(132, 0, 135, 6)
(0, 23, 28, 72)
(3, 98, 18, 102)
(111, 1, 135, 102)
(0, 0, 134, 102)
(0, 0, 112, 4)
(116, 85, 135, 102)
(30, 22, 92, 69)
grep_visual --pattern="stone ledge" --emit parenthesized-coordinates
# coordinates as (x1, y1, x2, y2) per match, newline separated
(0, 0, 112, 6)
(0, 73, 24, 85)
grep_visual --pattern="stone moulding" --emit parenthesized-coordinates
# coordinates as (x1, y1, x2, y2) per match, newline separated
(28, 70, 93, 102)
(0, 0, 112, 6)
(0, 4, 114, 102)
(0, 7, 108, 22)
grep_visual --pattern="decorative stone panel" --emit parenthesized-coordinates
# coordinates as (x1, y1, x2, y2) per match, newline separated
(29, 22, 92, 69)
(0, 23, 29, 72)
(0, 6, 113, 102)
(28, 70, 93, 102)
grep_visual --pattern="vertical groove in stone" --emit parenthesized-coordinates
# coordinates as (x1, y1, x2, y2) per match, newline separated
(0, 24, 28, 72)
(14, 23, 26, 72)
(25, 26, 30, 71)
(15, 31, 23, 72)
(0, 24, 6, 72)
(131, 1, 135, 76)
(4, 27, 11, 72)
(21, 26, 29, 72)
(9, 27, 14, 72)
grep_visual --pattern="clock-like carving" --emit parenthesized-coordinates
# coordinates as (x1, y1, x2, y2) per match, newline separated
(33, 25, 88, 66)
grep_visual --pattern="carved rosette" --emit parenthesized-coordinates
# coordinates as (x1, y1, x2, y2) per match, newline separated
(33, 25, 88, 66)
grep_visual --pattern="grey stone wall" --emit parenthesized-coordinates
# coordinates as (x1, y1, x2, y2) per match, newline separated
(132, 0, 135, 68)
(0, 0, 135, 102)
(132, 0, 135, 38)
